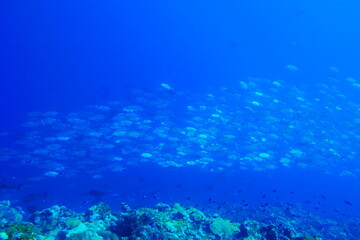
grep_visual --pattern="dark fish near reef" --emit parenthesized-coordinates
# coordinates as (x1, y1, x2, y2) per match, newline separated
(20, 192, 48, 203)
(25, 205, 42, 214)
(0, 179, 26, 190)
(85, 189, 109, 202)
(87, 189, 107, 197)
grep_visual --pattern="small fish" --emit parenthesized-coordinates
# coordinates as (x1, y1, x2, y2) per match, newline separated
(44, 171, 61, 177)
(161, 83, 173, 91)
(329, 66, 340, 72)
(285, 64, 300, 72)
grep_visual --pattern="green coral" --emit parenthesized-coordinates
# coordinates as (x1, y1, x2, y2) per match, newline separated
(164, 221, 180, 233)
(210, 217, 240, 239)
(0, 232, 9, 240)
(0, 201, 23, 227)
(302, 237, 323, 240)
(188, 208, 207, 223)
(173, 203, 189, 219)
(65, 218, 82, 229)
(98, 230, 119, 240)
(86, 202, 111, 222)
(67, 230, 102, 240)
(5, 223, 39, 240)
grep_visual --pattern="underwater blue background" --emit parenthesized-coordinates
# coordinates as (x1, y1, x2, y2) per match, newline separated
(3, 0, 360, 131)
(2, 0, 360, 225)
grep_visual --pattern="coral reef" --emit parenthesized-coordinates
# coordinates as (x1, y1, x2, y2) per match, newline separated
(0, 200, 357, 239)
(0, 201, 23, 226)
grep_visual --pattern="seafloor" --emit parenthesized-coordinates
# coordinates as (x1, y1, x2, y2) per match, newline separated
(0, 200, 359, 240)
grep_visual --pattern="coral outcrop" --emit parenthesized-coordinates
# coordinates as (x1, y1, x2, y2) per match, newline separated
(0, 200, 354, 239)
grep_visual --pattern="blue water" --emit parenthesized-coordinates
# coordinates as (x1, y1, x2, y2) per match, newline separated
(1, 0, 360, 225)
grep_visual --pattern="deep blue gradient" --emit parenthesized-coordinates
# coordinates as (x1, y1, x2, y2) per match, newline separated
(2, 0, 360, 224)
(2, 0, 360, 130)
